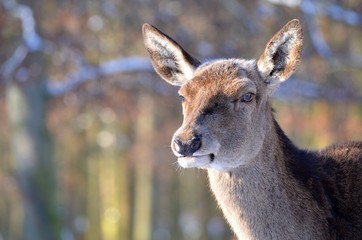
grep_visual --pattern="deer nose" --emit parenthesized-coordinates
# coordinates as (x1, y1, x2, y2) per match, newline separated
(173, 135, 202, 157)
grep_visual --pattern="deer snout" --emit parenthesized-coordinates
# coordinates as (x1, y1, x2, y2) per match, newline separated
(172, 135, 202, 157)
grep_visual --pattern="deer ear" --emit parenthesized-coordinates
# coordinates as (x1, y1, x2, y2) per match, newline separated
(142, 23, 200, 86)
(257, 19, 303, 95)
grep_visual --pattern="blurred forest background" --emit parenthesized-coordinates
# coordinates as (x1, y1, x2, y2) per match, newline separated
(0, 0, 361, 239)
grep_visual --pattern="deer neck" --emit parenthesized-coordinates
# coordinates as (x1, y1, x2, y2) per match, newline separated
(207, 120, 329, 240)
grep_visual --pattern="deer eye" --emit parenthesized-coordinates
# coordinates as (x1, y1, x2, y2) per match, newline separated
(178, 94, 185, 102)
(241, 93, 253, 102)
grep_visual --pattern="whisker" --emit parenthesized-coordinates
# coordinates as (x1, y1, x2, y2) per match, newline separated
(170, 160, 179, 166)
(170, 159, 184, 174)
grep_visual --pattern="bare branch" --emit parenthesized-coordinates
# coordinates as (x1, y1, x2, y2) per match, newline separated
(300, 0, 362, 68)
(2, 0, 43, 51)
(266, 0, 362, 68)
(99, 57, 153, 76)
(301, 5, 332, 59)
(1, 0, 45, 82)
(0, 45, 28, 81)
(46, 57, 154, 97)
(266, 0, 362, 27)
(274, 77, 320, 102)
(300, 0, 362, 27)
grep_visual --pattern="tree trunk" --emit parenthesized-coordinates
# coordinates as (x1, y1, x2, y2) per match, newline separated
(132, 94, 155, 240)
(6, 76, 61, 239)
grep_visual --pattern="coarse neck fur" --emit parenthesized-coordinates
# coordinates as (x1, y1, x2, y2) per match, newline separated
(208, 119, 332, 240)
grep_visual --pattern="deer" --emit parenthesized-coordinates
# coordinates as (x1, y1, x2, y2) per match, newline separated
(142, 19, 362, 240)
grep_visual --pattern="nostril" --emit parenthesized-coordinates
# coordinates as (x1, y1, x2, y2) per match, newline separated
(190, 135, 202, 153)
(173, 137, 182, 152)
(173, 135, 202, 156)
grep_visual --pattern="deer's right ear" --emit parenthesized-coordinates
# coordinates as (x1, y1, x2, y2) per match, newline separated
(142, 23, 200, 86)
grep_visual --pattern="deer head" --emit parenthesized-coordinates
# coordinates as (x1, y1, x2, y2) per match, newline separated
(143, 20, 303, 171)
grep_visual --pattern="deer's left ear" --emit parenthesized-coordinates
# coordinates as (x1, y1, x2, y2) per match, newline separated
(257, 19, 303, 95)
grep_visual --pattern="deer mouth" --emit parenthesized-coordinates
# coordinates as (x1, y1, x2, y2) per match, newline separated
(178, 153, 215, 168)
(210, 153, 215, 162)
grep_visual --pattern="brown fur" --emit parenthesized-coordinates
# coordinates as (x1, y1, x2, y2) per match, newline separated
(142, 19, 362, 239)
